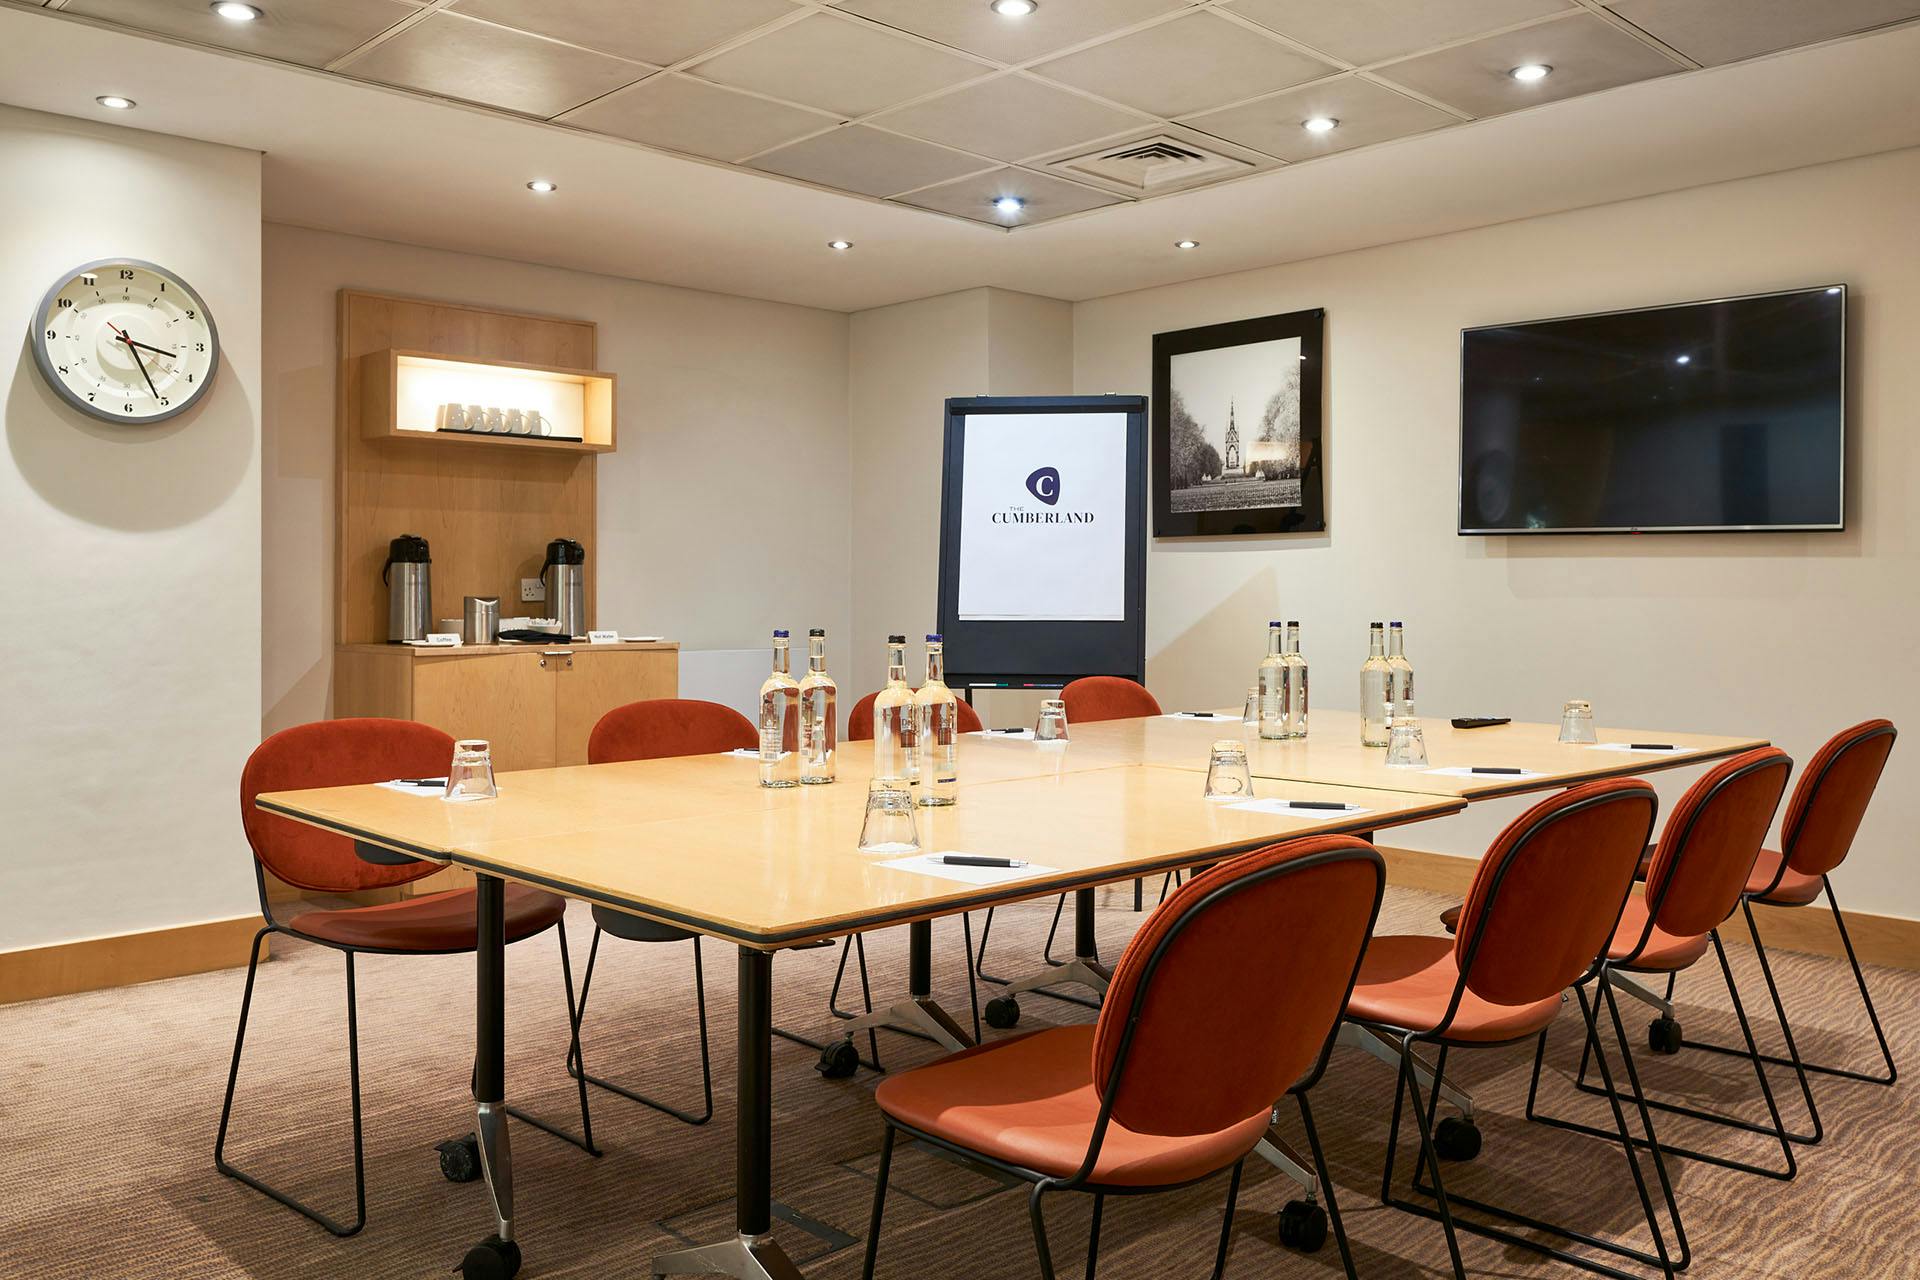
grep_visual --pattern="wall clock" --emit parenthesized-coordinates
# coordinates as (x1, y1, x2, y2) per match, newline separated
(30, 257, 219, 425)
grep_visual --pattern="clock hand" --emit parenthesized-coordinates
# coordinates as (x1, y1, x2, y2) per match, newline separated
(130, 344, 162, 402)
(103, 321, 175, 363)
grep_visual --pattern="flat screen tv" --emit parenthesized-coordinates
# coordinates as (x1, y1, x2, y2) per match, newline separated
(1459, 285, 1845, 533)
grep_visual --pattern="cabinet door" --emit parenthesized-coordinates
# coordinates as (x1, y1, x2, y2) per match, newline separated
(411, 651, 558, 772)
(555, 648, 679, 765)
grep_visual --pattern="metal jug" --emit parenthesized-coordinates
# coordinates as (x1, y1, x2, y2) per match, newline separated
(541, 538, 588, 639)
(383, 534, 432, 642)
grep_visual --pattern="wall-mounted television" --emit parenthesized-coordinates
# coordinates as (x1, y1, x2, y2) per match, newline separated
(1459, 285, 1845, 534)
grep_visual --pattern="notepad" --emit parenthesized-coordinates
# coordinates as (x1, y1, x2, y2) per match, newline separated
(1162, 712, 1232, 720)
(377, 778, 447, 797)
(968, 728, 1037, 740)
(1226, 798, 1372, 818)
(725, 748, 762, 759)
(1425, 766, 1547, 779)
(880, 853, 1058, 886)
(1586, 743, 1689, 754)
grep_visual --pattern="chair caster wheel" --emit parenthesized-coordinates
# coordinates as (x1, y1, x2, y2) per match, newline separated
(459, 1234, 521, 1280)
(1433, 1116, 1482, 1161)
(1648, 1016, 1683, 1056)
(815, 1039, 859, 1079)
(984, 996, 1021, 1029)
(1277, 1199, 1328, 1252)
(437, 1133, 482, 1183)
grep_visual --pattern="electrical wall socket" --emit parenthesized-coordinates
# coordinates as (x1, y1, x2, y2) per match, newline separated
(520, 578, 545, 603)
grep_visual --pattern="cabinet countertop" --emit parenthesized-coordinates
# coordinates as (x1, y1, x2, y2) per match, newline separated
(339, 641, 679, 656)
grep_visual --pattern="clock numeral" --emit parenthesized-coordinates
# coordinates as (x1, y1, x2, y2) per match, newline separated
(87, 393, 96, 403)
(158, 397, 170, 407)
(123, 403, 134, 413)
(58, 366, 68, 375)
(187, 373, 195, 383)
(195, 342, 206, 352)
(56, 297, 73, 309)
(46, 329, 56, 340)
(118, 270, 134, 280)
(185, 310, 197, 320)
(158, 281, 165, 292)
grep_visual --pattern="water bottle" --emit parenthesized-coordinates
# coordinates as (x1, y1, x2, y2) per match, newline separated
(797, 628, 837, 785)
(1284, 620, 1309, 739)
(1257, 620, 1287, 740)
(1360, 622, 1391, 747)
(758, 630, 800, 788)
(913, 635, 958, 806)
(873, 635, 916, 786)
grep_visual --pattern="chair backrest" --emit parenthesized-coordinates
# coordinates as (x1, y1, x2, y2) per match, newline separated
(843, 690, 983, 741)
(1452, 779, 1658, 1009)
(588, 698, 756, 764)
(1780, 720, 1896, 878)
(1061, 676, 1162, 723)
(1091, 836, 1384, 1139)
(240, 718, 455, 895)
(1640, 748, 1792, 942)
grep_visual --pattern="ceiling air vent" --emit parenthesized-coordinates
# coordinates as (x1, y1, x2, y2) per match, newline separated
(1049, 133, 1257, 195)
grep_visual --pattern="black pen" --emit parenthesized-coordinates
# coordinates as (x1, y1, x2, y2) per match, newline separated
(1181, 711, 1218, 717)
(991, 728, 1025, 734)
(938, 855, 1026, 868)
(1470, 766, 1525, 775)
(1286, 800, 1350, 811)
(1629, 743, 1676, 751)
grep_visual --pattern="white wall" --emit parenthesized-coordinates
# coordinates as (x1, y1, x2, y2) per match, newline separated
(1072, 147, 1920, 917)
(262, 224, 852, 734)
(0, 106, 263, 949)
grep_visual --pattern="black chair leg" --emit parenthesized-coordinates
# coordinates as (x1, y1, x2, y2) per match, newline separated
(566, 928, 714, 1126)
(1818, 880, 1899, 1084)
(1028, 1185, 1059, 1280)
(861, 1124, 896, 1280)
(1394, 1039, 1467, 1279)
(1084, 1192, 1104, 1280)
(215, 929, 368, 1237)
(1297, 1093, 1356, 1280)
(1210, 1160, 1243, 1280)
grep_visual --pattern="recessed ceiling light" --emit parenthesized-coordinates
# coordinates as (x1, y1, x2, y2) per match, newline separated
(526, 179, 558, 193)
(1509, 63, 1552, 83)
(1302, 116, 1338, 134)
(991, 0, 1037, 15)
(993, 195, 1025, 216)
(1675, 354, 1692, 365)
(211, 2, 262, 20)
(827, 239, 853, 251)
(95, 95, 136, 110)
(1175, 240, 1198, 250)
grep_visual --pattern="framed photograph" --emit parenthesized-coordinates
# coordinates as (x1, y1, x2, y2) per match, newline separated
(1152, 308, 1325, 537)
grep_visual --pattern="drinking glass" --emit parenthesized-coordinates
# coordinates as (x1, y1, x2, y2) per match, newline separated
(1559, 699, 1598, 745)
(1035, 699, 1070, 742)
(1242, 686, 1260, 730)
(1203, 740, 1253, 799)
(446, 739, 498, 801)
(1385, 715, 1430, 768)
(857, 781, 920, 855)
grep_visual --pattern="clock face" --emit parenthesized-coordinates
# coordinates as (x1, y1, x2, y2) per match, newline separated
(31, 258, 219, 425)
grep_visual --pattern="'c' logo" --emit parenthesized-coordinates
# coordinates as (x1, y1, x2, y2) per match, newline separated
(1026, 467, 1061, 506)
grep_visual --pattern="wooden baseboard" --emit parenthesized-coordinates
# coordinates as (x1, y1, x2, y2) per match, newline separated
(0, 915, 268, 1006)
(1378, 845, 1920, 971)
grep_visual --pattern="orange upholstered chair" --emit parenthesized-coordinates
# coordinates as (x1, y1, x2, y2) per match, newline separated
(861, 836, 1385, 1280)
(1060, 675, 1162, 723)
(1347, 779, 1668, 1280)
(568, 699, 759, 1125)
(217, 718, 589, 1238)
(844, 689, 982, 740)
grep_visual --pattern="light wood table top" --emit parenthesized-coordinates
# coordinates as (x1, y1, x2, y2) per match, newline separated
(1050, 709, 1766, 798)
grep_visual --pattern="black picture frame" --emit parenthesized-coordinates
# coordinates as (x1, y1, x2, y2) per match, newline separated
(1152, 308, 1325, 538)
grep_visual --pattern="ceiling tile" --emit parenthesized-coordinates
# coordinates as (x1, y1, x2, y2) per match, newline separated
(561, 73, 836, 163)
(688, 12, 988, 117)
(1184, 74, 1457, 161)
(893, 166, 1126, 227)
(748, 124, 991, 197)
(1605, 0, 1920, 65)
(1225, 0, 1573, 67)
(1374, 12, 1682, 117)
(1032, 11, 1339, 118)
(448, 0, 799, 67)
(63, 0, 418, 68)
(1033, 123, 1279, 196)
(343, 11, 650, 116)
(835, 0, 1190, 64)
(871, 74, 1152, 163)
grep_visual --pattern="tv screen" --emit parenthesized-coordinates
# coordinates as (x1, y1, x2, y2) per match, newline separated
(1459, 286, 1845, 533)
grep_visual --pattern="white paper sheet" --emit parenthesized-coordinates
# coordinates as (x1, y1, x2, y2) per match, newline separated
(1425, 766, 1547, 779)
(1225, 797, 1372, 817)
(1161, 712, 1236, 721)
(880, 853, 1059, 886)
(1586, 743, 1689, 754)
(725, 748, 762, 759)
(968, 728, 1037, 740)
(377, 778, 447, 797)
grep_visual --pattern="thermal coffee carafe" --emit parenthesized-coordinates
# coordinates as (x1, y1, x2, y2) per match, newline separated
(542, 538, 588, 639)
(383, 534, 432, 642)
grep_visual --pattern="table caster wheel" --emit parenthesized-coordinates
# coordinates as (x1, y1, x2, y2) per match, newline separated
(984, 995, 1020, 1029)
(815, 1038, 859, 1079)
(459, 1234, 521, 1280)
(1433, 1116, 1481, 1162)
(1277, 1199, 1328, 1253)
(1648, 1016, 1683, 1056)
(437, 1133, 482, 1183)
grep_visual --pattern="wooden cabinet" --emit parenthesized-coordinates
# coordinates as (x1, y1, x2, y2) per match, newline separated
(335, 642, 677, 769)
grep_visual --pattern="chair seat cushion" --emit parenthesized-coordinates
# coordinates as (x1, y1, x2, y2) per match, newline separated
(591, 903, 696, 943)
(1745, 849, 1824, 906)
(1345, 935, 1563, 1044)
(287, 884, 565, 952)
(1606, 897, 1711, 972)
(874, 1026, 1269, 1189)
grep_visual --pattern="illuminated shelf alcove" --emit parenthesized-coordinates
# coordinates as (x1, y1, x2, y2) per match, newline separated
(362, 349, 616, 454)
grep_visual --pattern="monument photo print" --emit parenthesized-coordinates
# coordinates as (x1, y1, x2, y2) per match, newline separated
(1152, 308, 1325, 537)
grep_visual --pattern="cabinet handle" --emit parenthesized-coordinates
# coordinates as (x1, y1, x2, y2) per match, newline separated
(540, 649, 574, 669)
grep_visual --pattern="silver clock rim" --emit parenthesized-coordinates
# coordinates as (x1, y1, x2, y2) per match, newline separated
(29, 256, 221, 427)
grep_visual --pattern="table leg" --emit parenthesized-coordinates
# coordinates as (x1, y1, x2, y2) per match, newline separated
(995, 888, 1111, 1003)
(831, 921, 974, 1054)
(653, 948, 803, 1280)
(459, 873, 523, 1278)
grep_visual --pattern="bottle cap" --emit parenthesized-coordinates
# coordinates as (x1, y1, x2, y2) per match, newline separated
(887, 634, 906, 644)
(1287, 619, 1300, 627)
(926, 633, 942, 642)
(1390, 620, 1404, 628)
(1269, 620, 1283, 627)
(1371, 621, 1384, 628)
(808, 628, 825, 636)
(772, 629, 789, 638)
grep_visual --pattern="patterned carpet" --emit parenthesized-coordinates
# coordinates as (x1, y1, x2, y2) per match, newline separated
(3, 884, 1911, 1280)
